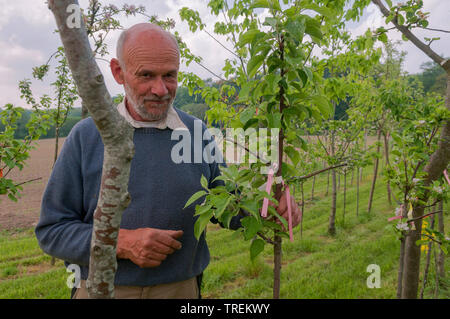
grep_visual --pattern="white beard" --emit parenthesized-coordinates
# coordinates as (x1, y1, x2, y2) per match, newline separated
(124, 82, 172, 122)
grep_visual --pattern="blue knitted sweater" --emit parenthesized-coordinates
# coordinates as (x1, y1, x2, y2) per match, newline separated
(35, 108, 240, 286)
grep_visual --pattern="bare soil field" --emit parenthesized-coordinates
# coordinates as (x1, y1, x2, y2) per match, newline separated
(0, 138, 65, 231)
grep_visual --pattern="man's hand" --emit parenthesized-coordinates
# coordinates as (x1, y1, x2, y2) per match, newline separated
(269, 190, 302, 229)
(117, 228, 183, 268)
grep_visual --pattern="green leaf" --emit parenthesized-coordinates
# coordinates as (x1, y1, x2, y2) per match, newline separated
(247, 54, 266, 78)
(285, 18, 305, 41)
(184, 190, 207, 208)
(397, 14, 405, 26)
(385, 0, 392, 7)
(240, 200, 260, 218)
(378, 32, 388, 44)
(311, 95, 332, 118)
(239, 29, 261, 46)
(200, 174, 209, 190)
(7, 193, 18, 202)
(285, 145, 300, 166)
(212, 193, 232, 219)
(241, 216, 263, 240)
(194, 210, 214, 240)
(302, 3, 333, 18)
(250, 0, 271, 9)
(194, 203, 213, 216)
(240, 108, 256, 125)
(250, 238, 265, 261)
(305, 19, 323, 40)
(263, 17, 278, 28)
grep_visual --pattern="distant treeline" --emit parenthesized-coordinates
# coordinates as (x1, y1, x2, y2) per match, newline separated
(1, 61, 445, 140)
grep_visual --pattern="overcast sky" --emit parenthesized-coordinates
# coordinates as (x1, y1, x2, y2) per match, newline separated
(0, 0, 448, 109)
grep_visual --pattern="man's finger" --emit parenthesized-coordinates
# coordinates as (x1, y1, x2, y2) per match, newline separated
(155, 230, 183, 250)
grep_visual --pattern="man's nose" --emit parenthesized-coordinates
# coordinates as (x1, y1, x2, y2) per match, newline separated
(150, 77, 169, 97)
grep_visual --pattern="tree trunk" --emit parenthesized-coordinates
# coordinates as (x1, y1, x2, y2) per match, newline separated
(273, 235, 282, 299)
(356, 166, 360, 217)
(401, 206, 424, 299)
(49, 0, 135, 299)
(328, 131, 337, 235)
(397, 236, 406, 298)
(300, 182, 304, 239)
(367, 129, 382, 214)
(401, 74, 450, 299)
(81, 100, 89, 119)
(326, 169, 330, 196)
(419, 209, 435, 299)
(272, 35, 287, 300)
(343, 170, 346, 225)
(383, 131, 392, 206)
(437, 201, 445, 280)
(396, 204, 408, 298)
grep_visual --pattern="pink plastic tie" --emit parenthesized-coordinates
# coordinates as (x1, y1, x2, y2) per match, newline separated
(285, 184, 294, 242)
(388, 216, 403, 222)
(261, 167, 274, 218)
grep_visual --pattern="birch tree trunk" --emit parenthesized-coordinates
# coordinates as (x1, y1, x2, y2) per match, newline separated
(48, 0, 135, 299)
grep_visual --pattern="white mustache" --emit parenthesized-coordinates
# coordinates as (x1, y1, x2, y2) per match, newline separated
(143, 95, 171, 102)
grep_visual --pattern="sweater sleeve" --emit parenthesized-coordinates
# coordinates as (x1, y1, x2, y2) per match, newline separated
(35, 121, 93, 266)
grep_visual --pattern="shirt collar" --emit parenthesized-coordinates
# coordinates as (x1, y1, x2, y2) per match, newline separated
(117, 100, 188, 130)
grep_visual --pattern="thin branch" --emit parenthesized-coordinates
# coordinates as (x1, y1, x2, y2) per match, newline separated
(222, 137, 270, 164)
(287, 163, 348, 183)
(420, 27, 450, 34)
(421, 233, 443, 245)
(14, 177, 42, 187)
(203, 28, 241, 59)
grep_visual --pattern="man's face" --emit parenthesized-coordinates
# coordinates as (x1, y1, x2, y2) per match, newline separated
(121, 32, 179, 122)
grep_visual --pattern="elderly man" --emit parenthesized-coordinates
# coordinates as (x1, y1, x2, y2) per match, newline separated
(35, 23, 301, 299)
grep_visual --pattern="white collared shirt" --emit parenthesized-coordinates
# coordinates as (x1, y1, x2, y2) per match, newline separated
(117, 101, 188, 130)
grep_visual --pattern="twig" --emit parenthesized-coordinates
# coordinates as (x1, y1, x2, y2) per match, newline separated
(407, 210, 443, 223)
(14, 177, 42, 187)
(420, 27, 450, 34)
(286, 163, 348, 183)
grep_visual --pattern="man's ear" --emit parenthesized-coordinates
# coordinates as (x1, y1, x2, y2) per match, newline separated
(110, 58, 125, 85)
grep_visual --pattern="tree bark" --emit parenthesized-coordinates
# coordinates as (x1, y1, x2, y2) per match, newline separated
(367, 129, 381, 213)
(396, 203, 408, 298)
(383, 131, 392, 206)
(328, 131, 337, 235)
(356, 166, 360, 217)
(48, 0, 135, 299)
(419, 210, 435, 299)
(343, 170, 346, 225)
(437, 201, 445, 280)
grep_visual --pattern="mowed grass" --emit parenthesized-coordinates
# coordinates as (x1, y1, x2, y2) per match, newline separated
(0, 166, 448, 299)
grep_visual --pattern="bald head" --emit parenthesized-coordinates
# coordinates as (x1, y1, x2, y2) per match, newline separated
(116, 23, 179, 69)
